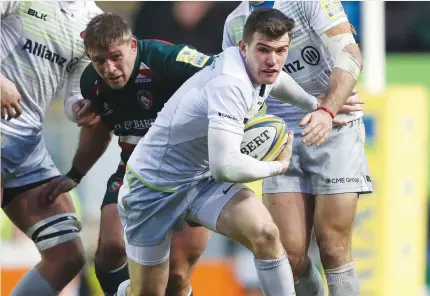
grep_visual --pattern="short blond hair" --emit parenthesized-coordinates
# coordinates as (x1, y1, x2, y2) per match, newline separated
(84, 13, 132, 52)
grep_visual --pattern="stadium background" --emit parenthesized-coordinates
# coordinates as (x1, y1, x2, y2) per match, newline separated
(1, 1, 429, 295)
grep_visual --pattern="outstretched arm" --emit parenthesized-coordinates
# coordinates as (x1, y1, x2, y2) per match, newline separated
(269, 71, 318, 111)
(39, 124, 112, 205)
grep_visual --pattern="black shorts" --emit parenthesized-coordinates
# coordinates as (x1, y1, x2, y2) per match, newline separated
(100, 166, 125, 210)
(2, 177, 57, 208)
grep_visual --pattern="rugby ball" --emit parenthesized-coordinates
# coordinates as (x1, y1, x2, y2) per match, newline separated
(241, 115, 288, 161)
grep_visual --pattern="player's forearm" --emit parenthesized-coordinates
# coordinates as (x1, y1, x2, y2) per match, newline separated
(208, 127, 283, 183)
(72, 124, 112, 174)
(319, 30, 362, 115)
(319, 68, 357, 115)
(269, 71, 318, 111)
(212, 154, 283, 183)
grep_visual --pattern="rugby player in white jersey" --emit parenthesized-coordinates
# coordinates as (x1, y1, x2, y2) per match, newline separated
(223, 1, 372, 296)
(1, 1, 102, 295)
(112, 8, 331, 296)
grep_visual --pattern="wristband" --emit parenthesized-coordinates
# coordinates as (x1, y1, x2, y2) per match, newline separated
(316, 106, 335, 119)
(66, 166, 85, 184)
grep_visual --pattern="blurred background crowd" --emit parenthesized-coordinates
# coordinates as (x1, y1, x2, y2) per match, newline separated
(1, 1, 430, 296)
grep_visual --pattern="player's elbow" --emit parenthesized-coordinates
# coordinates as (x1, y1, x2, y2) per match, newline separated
(211, 165, 238, 183)
(322, 33, 363, 80)
(211, 165, 229, 182)
(346, 43, 363, 70)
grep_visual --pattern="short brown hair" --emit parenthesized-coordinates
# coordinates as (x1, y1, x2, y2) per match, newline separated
(84, 13, 132, 52)
(243, 8, 295, 43)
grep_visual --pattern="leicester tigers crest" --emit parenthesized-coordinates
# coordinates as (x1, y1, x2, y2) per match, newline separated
(137, 90, 152, 110)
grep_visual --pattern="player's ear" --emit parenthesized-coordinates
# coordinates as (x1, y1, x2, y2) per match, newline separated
(238, 39, 246, 57)
(131, 38, 138, 52)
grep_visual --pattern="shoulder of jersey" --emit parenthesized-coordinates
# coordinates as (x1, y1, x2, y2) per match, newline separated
(137, 39, 172, 70)
(140, 39, 173, 55)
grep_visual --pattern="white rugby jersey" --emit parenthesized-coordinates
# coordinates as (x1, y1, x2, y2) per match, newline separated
(223, 0, 363, 132)
(1, 1, 102, 136)
(127, 47, 278, 191)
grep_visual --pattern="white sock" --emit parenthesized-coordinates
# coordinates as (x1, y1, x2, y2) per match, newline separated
(325, 262, 359, 296)
(11, 268, 58, 296)
(294, 259, 325, 296)
(254, 254, 296, 296)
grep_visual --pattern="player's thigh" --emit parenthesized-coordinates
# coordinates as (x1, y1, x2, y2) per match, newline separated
(313, 192, 358, 247)
(170, 224, 211, 273)
(304, 119, 373, 196)
(189, 182, 276, 251)
(262, 143, 314, 257)
(4, 184, 77, 232)
(3, 186, 84, 260)
(263, 191, 314, 256)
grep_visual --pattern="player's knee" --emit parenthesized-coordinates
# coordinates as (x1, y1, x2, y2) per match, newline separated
(54, 244, 86, 276)
(250, 222, 280, 256)
(184, 247, 202, 268)
(96, 237, 126, 268)
(166, 270, 190, 296)
(286, 248, 308, 275)
(167, 255, 194, 295)
(317, 238, 350, 267)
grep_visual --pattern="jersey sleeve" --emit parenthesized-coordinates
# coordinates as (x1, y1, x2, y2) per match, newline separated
(147, 41, 214, 81)
(301, 0, 349, 36)
(64, 55, 92, 122)
(206, 76, 251, 135)
(1, 1, 19, 18)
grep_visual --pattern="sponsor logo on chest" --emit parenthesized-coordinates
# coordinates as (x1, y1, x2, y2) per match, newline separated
(27, 8, 47, 21)
(135, 63, 154, 83)
(114, 118, 155, 131)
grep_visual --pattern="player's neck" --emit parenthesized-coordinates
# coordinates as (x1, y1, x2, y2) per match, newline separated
(241, 54, 260, 88)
